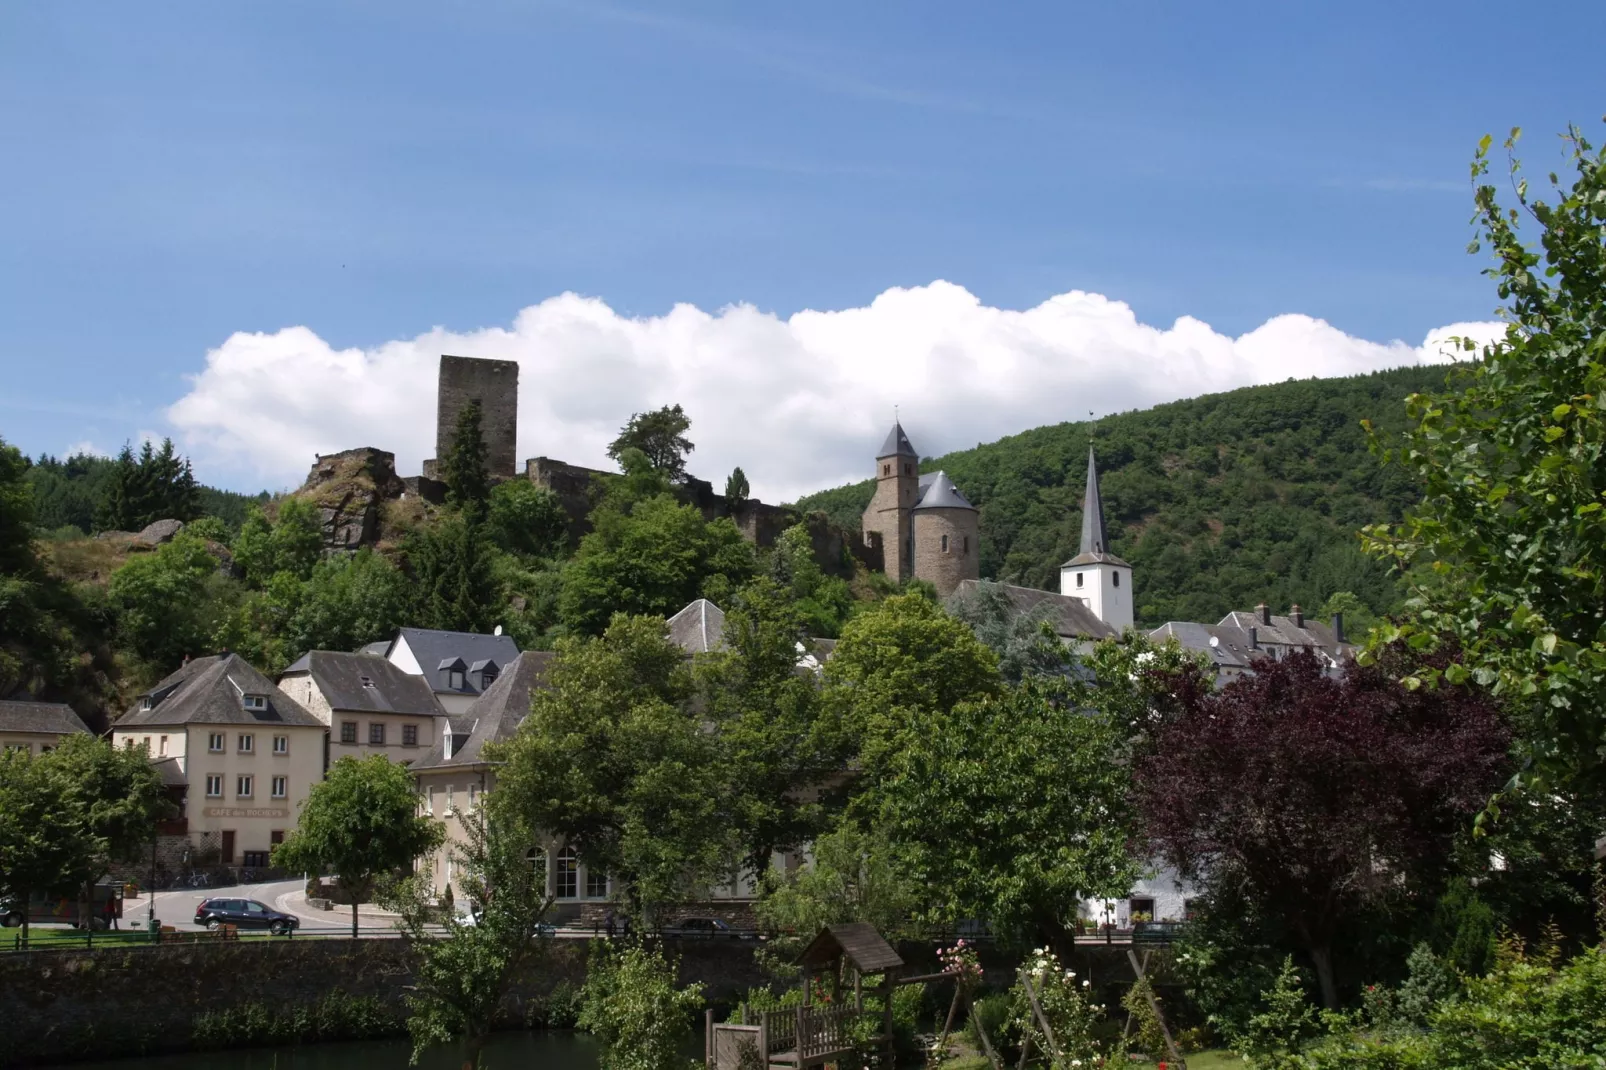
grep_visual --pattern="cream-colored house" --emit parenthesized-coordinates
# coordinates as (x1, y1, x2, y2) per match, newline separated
(113, 654, 325, 868)
(0, 699, 92, 756)
(277, 651, 444, 767)
(408, 650, 601, 903)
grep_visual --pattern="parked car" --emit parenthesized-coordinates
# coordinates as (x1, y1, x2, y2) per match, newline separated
(665, 917, 749, 939)
(194, 897, 299, 935)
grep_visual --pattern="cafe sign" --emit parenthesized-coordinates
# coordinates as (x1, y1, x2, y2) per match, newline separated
(202, 806, 289, 819)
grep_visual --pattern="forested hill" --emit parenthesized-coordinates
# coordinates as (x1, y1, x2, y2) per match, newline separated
(794, 364, 1460, 627)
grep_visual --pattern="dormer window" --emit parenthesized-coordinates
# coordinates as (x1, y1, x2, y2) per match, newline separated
(471, 659, 499, 691)
(449, 669, 465, 689)
(438, 657, 468, 691)
(242, 693, 267, 712)
(139, 696, 153, 711)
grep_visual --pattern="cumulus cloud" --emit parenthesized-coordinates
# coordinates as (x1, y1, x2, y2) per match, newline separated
(165, 281, 1500, 501)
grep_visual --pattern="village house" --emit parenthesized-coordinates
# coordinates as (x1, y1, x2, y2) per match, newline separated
(360, 626, 521, 716)
(0, 698, 92, 756)
(276, 651, 445, 767)
(112, 654, 325, 869)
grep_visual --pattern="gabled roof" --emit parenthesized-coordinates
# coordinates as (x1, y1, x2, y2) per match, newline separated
(913, 471, 976, 512)
(1217, 610, 1350, 657)
(117, 654, 323, 729)
(149, 756, 188, 788)
(795, 923, 904, 973)
(394, 628, 520, 695)
(1148, 621, 1257, 670)
(952, 579, 1118, 641)
(667, 599, 727, 654)
(1080, 445, 1108, 556)
(412, 651, 554, 770)
(0, 699, 92, 737)
(280, 651, 443, 716)
(878, 421, 917, 459)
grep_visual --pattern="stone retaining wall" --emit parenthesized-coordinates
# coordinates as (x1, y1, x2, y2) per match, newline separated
(0, 936, 767, 1067)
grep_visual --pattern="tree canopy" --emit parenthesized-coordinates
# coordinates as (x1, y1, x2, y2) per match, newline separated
(607, 404, 694, 481)
(1363, 124, 1606, 795)
(272, 755, 444, 938)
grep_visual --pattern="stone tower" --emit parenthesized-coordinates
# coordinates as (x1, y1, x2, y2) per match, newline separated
(861, 421, 920, 582)
(1059, 446, 1133, 631)
(912, 470, 980, 599)
(426, 355, 519, 480)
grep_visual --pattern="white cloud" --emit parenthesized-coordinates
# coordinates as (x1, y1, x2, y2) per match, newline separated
(165, 281, 1500, 501)
(62, 440, 111, 459)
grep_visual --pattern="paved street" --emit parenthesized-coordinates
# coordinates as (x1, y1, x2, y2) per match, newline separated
(123, 878, 404, 935)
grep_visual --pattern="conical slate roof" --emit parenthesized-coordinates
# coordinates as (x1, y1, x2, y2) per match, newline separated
(913, 470, 975, 511)
(878, 421, 917, 459)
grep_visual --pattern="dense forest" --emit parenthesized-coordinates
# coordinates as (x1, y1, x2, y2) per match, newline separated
(25, 446, 266, 535)
(796, 364, 1457, 627)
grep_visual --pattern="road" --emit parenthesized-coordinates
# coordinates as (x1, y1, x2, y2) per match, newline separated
(123, 878, 403, 935)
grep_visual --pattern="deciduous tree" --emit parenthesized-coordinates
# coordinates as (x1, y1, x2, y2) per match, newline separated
(0, 750, 101, 943)
(272, 755, 444, 938)
(607, 404, 694, 482)
(1136, 649, 1510, 1007)
(1362, 124, 1606, 795)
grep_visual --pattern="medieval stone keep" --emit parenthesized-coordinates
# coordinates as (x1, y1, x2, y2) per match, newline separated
(423, 354, 520, 480)
(861, 421, 980, 599)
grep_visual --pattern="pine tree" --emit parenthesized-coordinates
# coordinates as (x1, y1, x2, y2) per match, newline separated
(725, 466, 749, 506)
(442, 401, 491, 514)
(96, 444, 140, 532)
(408, 513, 500, 633)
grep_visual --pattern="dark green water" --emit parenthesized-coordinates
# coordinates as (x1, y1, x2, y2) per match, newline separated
(65, 1030, 600, 1070)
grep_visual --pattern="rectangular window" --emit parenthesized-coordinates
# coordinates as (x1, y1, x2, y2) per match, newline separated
(158, 734, 168, 756)
(124, 737, 134, 749)
(238, 733, 254, 753)
(467, 784, 479, 812)
(402, 724, 418, 747)
(236, 775, 253, 798)
(273, 735, 288, 755)
(341, 722, 357, 744)
(369, 722, 386, 746)
(143, 736, 151, 751)
(426, 787, 435, 817)
(1076, 572, 1084, 588)
(586, 870, 608, 898)
(242, 850, 270, 868)
(940, 533, 949, 552)
(209, 732, 225, 752)
(446, 785, 454, 812)
(556, 853, 578, 898)
(271, 775, 287, 799)
(270, 830, 284, 846)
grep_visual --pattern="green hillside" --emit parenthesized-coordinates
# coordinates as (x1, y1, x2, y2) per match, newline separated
(795, 365, 1461, 627)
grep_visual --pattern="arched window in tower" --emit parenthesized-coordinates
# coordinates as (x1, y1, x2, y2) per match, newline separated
(1076, 572, 1084, 588)
(555, 847, 578, 898)
(1114, 572, 1120, 588)
(941, 534, 949, 552)
(883, 464, 890, 476)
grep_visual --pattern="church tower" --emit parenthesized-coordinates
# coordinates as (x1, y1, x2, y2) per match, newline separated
(1059, 446, 1133, 631)
(861, 421, 920, 582)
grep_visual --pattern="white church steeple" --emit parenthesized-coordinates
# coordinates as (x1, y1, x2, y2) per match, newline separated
(1059, 446, 1133, 632)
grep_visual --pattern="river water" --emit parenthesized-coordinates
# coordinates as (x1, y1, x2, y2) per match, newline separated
(67, 1030, 600, 1070)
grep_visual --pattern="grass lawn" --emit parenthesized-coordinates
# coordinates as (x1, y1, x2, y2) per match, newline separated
(3, 926, 305, 951)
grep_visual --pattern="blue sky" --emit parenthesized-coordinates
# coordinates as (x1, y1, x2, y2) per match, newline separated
(2, 1, 1602, 496)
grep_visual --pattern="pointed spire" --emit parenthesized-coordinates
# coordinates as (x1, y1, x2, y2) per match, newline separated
(878, 420, 917, 459)
(1080, 446, 1107, 555)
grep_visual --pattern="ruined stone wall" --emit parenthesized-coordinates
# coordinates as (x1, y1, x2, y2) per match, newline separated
(435, 355, 519, 478)
(296, 448, 407, 553)
(912, 507, 980, 599)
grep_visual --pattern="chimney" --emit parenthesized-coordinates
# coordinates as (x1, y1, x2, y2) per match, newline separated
(1332, 613, 1346, 644)
(442, 722, 453, 762)
(1256, 602, 1271, 625)
(1248, 626, 1258, 650)
(1291, 604, 1304, 629)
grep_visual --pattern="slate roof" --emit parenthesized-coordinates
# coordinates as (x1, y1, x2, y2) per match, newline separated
(1060, 446, 1131, 568)
(878, 421, 917, 459)
(1148, 621, 1257, 672)
(394, 628, 520, 696)
(796, 922, 904, 973)
(952, 579, 1119, 641)
(0, 699, 92, 737)
(117, 654, 323, 728)
(1150, 608, 1354, 673)
(1217, 609, 1351, 660)
(667, 599, 727, 654)
(149, 756, 188, 788)
(280, 651, 443, 716)
(912, 470, 976, 511)
(412, 651, 554, 770)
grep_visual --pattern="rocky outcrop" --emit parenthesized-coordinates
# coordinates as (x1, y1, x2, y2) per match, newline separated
(133, 519, 185, 546)
(294, 448, 408, 553)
